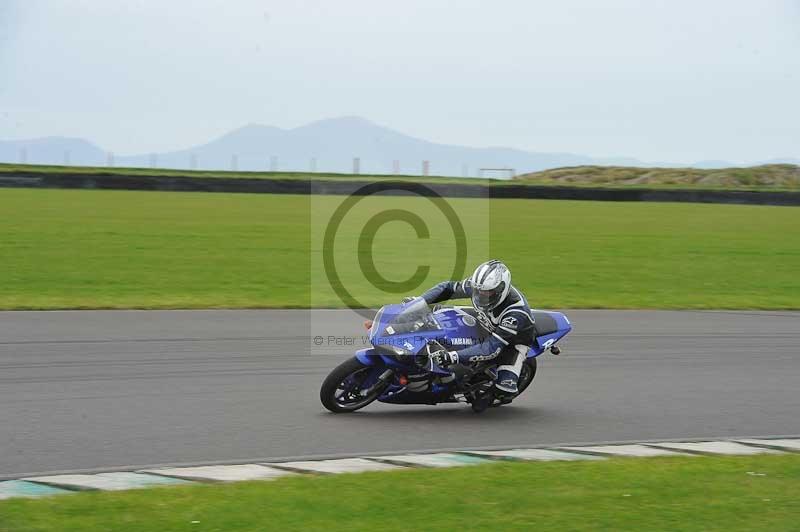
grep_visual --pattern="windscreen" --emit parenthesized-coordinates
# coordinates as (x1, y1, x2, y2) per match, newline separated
(383, 298, 440, 335)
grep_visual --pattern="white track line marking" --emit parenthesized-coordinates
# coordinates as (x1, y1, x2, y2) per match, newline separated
(265, 458, 403, 474)
(372, 453, 492, 468)
(141, 464, 293, 482)
(558, 444, 693, 457)
(464, 449, 605, 461)
(22, 472, 191, 491)
(645, 441, 784, 455)
(735, 439, 800, 452)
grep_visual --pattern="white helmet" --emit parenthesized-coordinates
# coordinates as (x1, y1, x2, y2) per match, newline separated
(470, 260, 511, 312)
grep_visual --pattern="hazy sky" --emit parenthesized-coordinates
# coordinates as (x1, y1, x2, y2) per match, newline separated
(1, 0, 799, 163)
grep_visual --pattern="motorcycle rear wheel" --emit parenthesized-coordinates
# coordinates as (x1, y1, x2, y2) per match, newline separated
(320, 357, 386, 413)
(471, 358, 538, 413)
(516, 358, 538, 395)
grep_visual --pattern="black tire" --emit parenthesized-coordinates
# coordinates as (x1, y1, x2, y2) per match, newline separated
(320, 357, 385, 413)
(481, 358, 538, 410)
(516, 358, 538, 396)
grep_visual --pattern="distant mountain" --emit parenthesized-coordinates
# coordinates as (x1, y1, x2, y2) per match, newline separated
(111, 116, 611, 176)
(0, 117, 794, 176)
(759, 157, 800, 166)
(0, 136, 106, 166)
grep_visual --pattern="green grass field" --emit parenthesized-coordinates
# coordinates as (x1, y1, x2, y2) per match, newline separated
(1, 188, 798, 309)
(0, 455, 797, 531)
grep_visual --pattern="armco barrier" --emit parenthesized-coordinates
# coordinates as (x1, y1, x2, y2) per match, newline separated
(1, 173, 799, 206)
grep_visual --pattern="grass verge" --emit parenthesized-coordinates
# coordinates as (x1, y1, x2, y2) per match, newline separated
(4, 162, 800, 191)
(0, 455, 798, 531)
(1, 188, 798, 309)
(0, 162, 497, 186)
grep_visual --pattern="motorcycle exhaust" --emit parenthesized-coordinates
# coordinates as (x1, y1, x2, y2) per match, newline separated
(406, 372, 429, 392)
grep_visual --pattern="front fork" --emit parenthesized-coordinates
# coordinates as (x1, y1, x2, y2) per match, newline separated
(360, 368, 394, 397)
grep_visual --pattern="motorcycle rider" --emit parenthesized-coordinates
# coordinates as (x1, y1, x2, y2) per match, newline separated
(407, 259, 535, 397)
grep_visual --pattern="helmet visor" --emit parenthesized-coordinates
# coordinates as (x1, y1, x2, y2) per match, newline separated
(472, 283, 504, 311)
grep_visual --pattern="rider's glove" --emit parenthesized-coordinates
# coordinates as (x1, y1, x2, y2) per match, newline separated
(401, 296, 416, 304)
(430, 349, 459, 367)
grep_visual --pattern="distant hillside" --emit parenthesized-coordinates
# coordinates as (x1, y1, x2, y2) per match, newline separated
(0, 137, 106, 166)
(2, 117, 797, 176)
(0, 117, 616, 176)
(516, 164, 800, 190)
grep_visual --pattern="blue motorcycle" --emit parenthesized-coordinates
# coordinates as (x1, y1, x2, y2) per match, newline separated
(320, 298, 572, 413)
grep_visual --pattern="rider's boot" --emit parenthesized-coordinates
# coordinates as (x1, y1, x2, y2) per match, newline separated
(494, 348, 524, 401)
(494, 370, 518, 403)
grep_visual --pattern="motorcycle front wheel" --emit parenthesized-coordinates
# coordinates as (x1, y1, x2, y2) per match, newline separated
(320, 357, 386, 413)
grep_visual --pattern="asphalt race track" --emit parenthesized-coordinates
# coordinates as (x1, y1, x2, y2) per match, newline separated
(1, 309, 798, 478)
